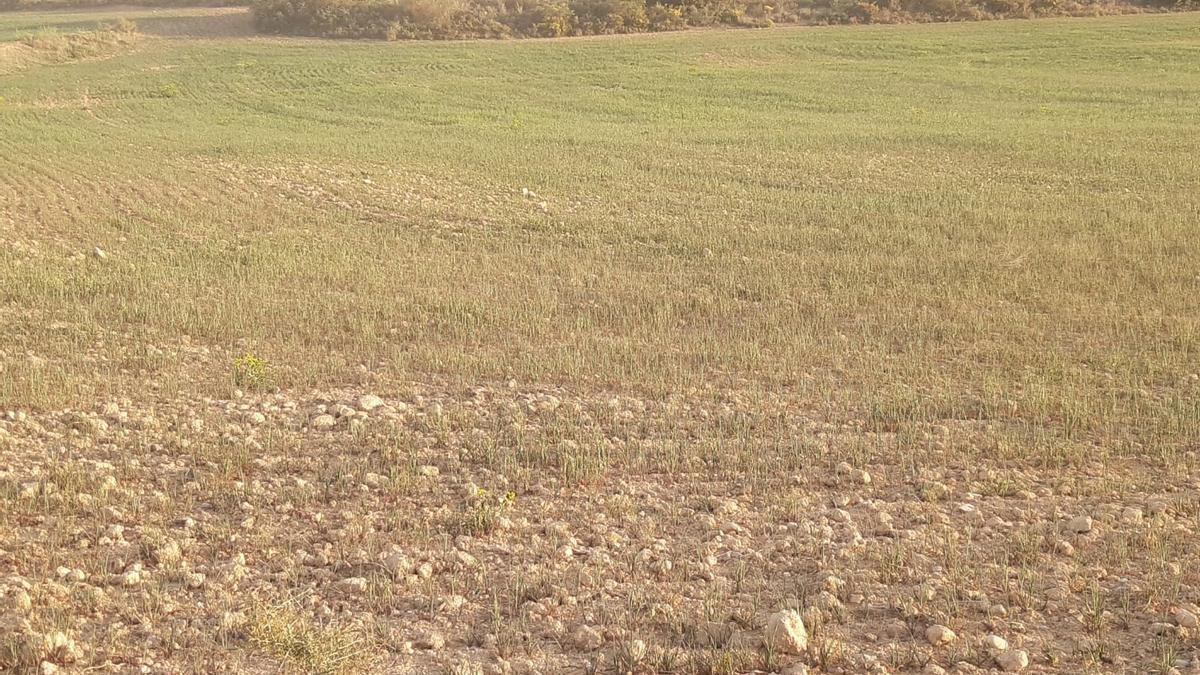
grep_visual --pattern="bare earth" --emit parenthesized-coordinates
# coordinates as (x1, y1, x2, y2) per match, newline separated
(3, 373, 1199, 673)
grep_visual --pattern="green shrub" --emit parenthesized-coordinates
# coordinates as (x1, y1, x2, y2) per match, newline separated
(569, 0, 649, 33)
(532, 2, 573, 36)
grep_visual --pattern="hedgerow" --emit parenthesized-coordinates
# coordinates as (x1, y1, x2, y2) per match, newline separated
(249, 0, 1196, 40)
(0, 0, 243, 9)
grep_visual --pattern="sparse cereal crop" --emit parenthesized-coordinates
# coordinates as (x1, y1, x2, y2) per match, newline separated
(0, 7, 1198, 674)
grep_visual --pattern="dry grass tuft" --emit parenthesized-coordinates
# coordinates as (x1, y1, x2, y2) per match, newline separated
(248, 597, 368, 674)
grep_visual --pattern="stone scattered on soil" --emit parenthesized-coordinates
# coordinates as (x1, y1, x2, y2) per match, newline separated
(764, 610, 809, 654)
(996, 649, 1030, 672)
(925, 624, 956, 646)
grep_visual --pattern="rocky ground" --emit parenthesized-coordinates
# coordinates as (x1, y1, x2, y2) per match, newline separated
(1, 375, 1198, 674)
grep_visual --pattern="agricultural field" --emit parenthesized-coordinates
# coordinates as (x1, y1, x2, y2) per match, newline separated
(1, 7, 1199, 674)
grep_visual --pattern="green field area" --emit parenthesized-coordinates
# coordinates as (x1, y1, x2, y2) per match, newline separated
(4, 10, 1200, 673)
(2, 9, 1198, 452)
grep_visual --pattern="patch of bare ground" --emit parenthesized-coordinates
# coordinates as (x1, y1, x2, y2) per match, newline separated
(2, 369, 1198, 674)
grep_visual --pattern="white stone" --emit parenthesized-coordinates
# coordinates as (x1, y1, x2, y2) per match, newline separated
(310, 414, 336, 430)
(764, 610, 808, 654)
(925, 624, 956, 646)
(1175, 608, 1199, 629)
(1067, 515, 1093, 533)
(337, 577, 368, 594)
(357, 394, 384, 411)
(383, 552, 411, 575)
(996, 649, 1030, 672)
(10, 588, 31, 611)
(983, 634, 1008, 654)
(1152, 622, 1176, 636)
(573, 625, 604, 651)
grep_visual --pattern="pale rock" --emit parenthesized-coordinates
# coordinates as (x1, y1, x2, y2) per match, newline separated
(983, 634, 1008, 655)
(1067, 515, 1093, 534)
(822, 574, 846, 594)
(925, 624, 956, 646)
(764, 610, 808, 654)
(814, 591, 843, 613)
(310, 414, 337, 430)
(44, 631, 81, 663)
(120, 566, 143, 587)
(439, 594, 467, 612)
(357, 394, 384, 411)
(1152, 622, 1176, 637)
(1175, 608, 1199, 629)
(219, 553, 248, 582)
(624, 639, 647, 662)
(996, 649, 1030, 672)
(11, 588, 32, 611)
(337, 577, 368, 594)
(383, 552, 411, 575)
(572, 625, 604, 651)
